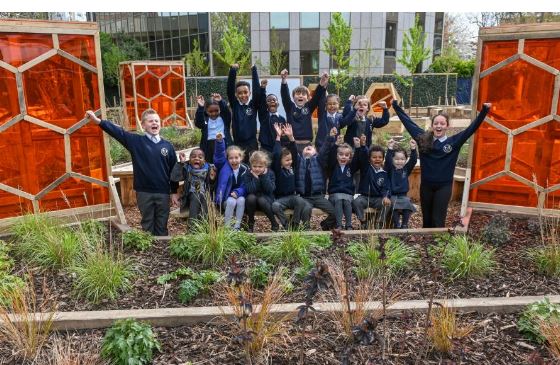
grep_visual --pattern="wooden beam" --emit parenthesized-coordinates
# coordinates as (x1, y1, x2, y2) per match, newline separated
(108, 176, 126, 225)
(469, 201, 560, 217)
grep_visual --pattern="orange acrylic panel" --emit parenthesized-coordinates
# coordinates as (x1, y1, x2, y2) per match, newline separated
(470, 35, 560, 211)
(121, 65, 137, 129)
(480, 40, 518, 72)
(0, 25, 110, 220)
(370, 88, 394, 113)
(120, 62, 188, 130)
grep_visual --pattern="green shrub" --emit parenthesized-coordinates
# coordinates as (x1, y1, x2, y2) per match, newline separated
(518, 298, 560, 344)
(16, 227, 82, 271)
(438, 235, 496, 280)
(347, 237, 418, 278)
(109, 138, 131, 165)
(0, 241, 25, 306)
(528, 244, 560, 277)
(160, 126, 201, 150)
(156, 267, 195, 285)
(0, 240, 14, 274)
(169, 219, 254, 265)
(101, 318, 161, 365)
(256, 230, 325, 266)
(249, 260, 273, 288)
(309, 234, 332, 249)
(481, 214, 511, 246)
(122, 229, 155, 251)
(78, 219, 107, 246)
(72, 251, 134, 304)
(177, 270, 221, 304)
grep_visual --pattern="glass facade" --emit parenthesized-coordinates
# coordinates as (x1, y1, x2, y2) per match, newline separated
(300, 13, 319, 29)
(95, 12, 210, 62)
(270, 12, 289, 29)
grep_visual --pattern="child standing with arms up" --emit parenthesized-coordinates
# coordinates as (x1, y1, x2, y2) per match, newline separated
(257, 79, 287, 153)
(384, 138, 418, 229)
(340, 96, 389, 148)
(213, 134, 248, 230)
(194, 93, 231, 164)
(228, 64, 260, 160)
(243, 151, 279, 232)
(280, 69, 328, 153)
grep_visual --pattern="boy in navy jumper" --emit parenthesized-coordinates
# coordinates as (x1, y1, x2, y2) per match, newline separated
(86, 109, 179, 236)
(280, 69, 328, 153)
(257, 79, 288, 153)
(271, 123, 308, 230)
(227, 63, 260, 160)
(352, 138, 392, 229)
(315, 94, 356, 151)
(323, 127, 360, 230)
(340, 96, 390, 148)
(384, 138, 418, 229)
(392, 100, 491, 228)
(194, 93, 232, 164)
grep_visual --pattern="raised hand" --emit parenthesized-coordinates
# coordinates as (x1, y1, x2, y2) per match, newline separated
(387, 138, 395, 150)
(261, 79, 268, 88)
(353, 137, 361, 148)
(85, 110, 101, 124)
(179, 152, 187, 163)
(211, 93, 222, 102)
(283, 123, 294, 140)
(216, 133, 223, 142)
(377, 101, 387, 109)
(348, 95, 355, 102)
(196, 95, 205, 107)
(410, 139, 417, 150)
(231, 63, 239, 70)
(280, 69, 288, 83)
(329, 127, 337, 137)
(359, 134, 367, 147)
(483, 102, 492, 109)
(273, 123, 282, 140)
(319, 72, 330, 87)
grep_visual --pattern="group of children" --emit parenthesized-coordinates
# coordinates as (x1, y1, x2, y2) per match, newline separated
(177, 64, 419, 232)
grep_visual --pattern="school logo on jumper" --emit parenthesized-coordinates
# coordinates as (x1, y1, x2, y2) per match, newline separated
(160, 147, 169, 157)
(301, 107, 310, 115)
(376, 177, 385, 186)
(245, 108, 253, 116)
(443, 144, 453, 153)
(346, 169, 352, 177)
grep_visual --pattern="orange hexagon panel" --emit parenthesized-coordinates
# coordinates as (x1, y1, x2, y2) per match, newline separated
(470, 36, 560, 210)
(0, 27, 110, 219)
(120, 62, 188, 130)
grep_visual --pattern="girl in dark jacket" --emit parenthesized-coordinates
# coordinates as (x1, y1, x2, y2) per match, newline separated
(243, 151, 279, 232)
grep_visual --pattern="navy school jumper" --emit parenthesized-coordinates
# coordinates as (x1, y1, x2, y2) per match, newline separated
(354, 146, 391, 199)
(227, 65, 260, 146)
(99, 121, 178, 195)
(315, 95, 356, 150)
(322, 136, 360, 196)
(257, 83, 288, 152)
(392, 100, 490, 186)
(340, 100, 390, 147)
(384, 148, 418, 196)
(281, 82, 326, 142)
(272, 140, 298, 197)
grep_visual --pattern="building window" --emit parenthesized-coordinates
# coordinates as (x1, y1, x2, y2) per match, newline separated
(340, 12, 351, 24)
(433, 12, 444, 57)
(300, 51, 319, 75)
(270, 12, 289, 29)
(385, 22, 397, 56)
(300, 12, 319, 28)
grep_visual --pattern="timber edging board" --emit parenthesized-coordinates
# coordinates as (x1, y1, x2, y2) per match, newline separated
(5, 295, 560, 331)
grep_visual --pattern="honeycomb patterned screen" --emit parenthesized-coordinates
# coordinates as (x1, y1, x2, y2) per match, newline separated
(120, 62, 188, 130)
(470, 37, 560, 210)
(0, 30, 110, 219)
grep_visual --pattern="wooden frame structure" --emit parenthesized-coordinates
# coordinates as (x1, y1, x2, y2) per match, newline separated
(0, 19, 122, 230)
(365, 82, 401, 115)
(464, 22, 560, 217)
(119, 60, 190, 130)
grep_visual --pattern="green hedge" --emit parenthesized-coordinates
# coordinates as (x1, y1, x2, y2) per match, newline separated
(185, 74, 457, 107)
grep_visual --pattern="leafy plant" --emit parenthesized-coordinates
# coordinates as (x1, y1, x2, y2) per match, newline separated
(78, 219, 107, 247)
(269, 28, 288, 75)
(160, 126, 201, 150)
(248, 260, 273, 289)
(170, 218, 254, 265)
(184, 38, 209, 76)
(109, 138, 131, 165)
(436, 235, 496, 280)
(322, 12, 352, 94)
(101, 318, 161, 365)
(100, 32, 149, 89)
(0, 240, 14, 274)
(480, 214, 511, 246)
(72, 251, 134, 304)
(347, 236, 418, 278)
(122, 229, 155, 251)
(156, 267, 195, 285)
(428, 302, 473, 353)
(518, 298, 560, 344)
(213, 16, 251, 73)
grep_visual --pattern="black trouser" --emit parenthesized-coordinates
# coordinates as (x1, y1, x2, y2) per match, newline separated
(352, 195, 389, 229)
(205, 139, 216, 164)
(236, 139, 258, 164)
(391, 209, 411, 228)
(184, 192, 207, 228)
(272, 195, 307, 229)
(420, 182, 453, 228)
(136, 191, 170, 236)
(302, 195, 336, 230)
(245, 194, 278, 229)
